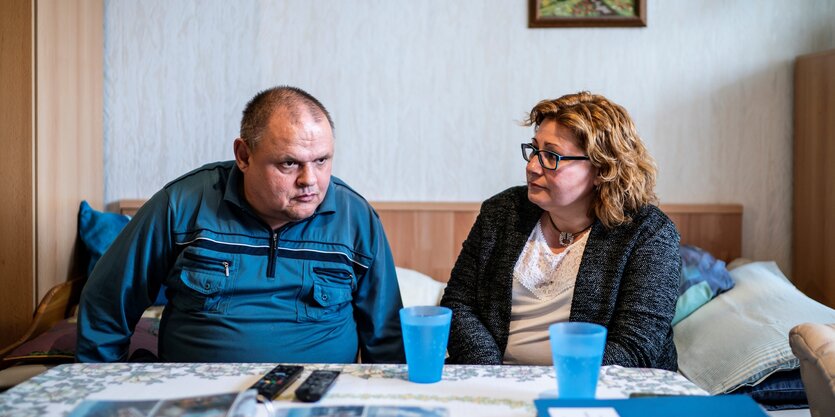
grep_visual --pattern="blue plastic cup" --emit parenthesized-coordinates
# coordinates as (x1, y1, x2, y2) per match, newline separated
(549, 322, 607, 399)
(400, 306, 452, 383)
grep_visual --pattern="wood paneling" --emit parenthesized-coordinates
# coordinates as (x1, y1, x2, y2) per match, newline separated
(36, 0, 104, 299)
(118, 199, 148, 216)
(662, 204, 743, 264)
(374, 203, 480, 282)
(0, 0, 103, 349)
(0, 0, 36, 349)
(374, 202, 742, 283)
(119, 200, 743, 284)
(794, 49, 835, 308)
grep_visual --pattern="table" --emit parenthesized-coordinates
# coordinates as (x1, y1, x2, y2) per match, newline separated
(0, 363, 707, 417)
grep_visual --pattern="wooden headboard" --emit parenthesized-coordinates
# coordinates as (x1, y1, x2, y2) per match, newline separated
(118, 200, 742, 283)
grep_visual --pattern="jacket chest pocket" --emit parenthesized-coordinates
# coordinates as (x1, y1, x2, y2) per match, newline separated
(175, 250, 236, 314)
(300, 266, 355, 321)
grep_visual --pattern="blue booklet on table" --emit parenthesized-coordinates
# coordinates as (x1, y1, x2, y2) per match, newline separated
(535, 395, 768, 417)
(275, 406, 449, 417)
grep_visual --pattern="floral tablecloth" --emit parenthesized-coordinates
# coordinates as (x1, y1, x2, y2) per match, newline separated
(0, 363, 706, 417)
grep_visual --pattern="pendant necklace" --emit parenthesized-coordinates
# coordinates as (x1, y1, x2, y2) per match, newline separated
(547, 214, 593, 247)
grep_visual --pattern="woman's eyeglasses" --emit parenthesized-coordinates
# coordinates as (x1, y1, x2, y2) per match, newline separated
(521, 143, 589, 171)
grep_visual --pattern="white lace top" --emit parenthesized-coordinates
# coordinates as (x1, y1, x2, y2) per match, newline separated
(503, 220, 589, 365)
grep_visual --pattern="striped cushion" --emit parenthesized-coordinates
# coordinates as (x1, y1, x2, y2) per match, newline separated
(674, 261, 835, 394)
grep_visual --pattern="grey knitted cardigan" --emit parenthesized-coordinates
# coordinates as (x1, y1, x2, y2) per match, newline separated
(440, 186, 680, 371)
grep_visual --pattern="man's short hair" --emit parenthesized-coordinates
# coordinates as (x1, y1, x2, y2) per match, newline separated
(240, 86, 334, 148)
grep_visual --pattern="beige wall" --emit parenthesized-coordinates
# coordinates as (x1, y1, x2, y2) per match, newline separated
(103, 1, 835, 275)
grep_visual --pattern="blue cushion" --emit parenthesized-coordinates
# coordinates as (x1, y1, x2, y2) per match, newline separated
(672, 281, 713, 326)
(78, 201, 130, 276)
(77, 201, 167, 305)
(673, 245, 735, 324)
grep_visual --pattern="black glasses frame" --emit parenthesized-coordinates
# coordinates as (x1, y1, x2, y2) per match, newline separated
(521, 143, 589, 171)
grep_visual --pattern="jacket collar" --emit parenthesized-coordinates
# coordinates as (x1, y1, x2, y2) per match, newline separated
(314, 180, 338, 215)
(223, 164, 247, 209)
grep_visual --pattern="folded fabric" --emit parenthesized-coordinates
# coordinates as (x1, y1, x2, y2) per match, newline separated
(730, 369, 808, 411)
(678, 245, 735, 295)
(672, 281, 713, 326)
(672, 245, 735, 324)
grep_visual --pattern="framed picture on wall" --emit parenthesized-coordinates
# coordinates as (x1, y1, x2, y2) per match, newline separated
(528, 0, 646, 28)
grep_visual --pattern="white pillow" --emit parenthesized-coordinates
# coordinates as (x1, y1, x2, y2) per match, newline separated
(674, 261, 835, 394)
(395, 266, 446, 307)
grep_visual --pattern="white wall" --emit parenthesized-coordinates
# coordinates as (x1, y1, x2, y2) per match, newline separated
(104, 0, 835, 274)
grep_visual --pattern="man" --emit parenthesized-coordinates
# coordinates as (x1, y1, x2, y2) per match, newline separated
(77, 86, 405, 363)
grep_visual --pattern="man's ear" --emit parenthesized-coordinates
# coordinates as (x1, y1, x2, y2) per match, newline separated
(233, 138, 251, 171)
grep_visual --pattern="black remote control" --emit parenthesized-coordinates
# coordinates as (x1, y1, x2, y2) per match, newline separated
(294, 370, 341, 402)
(249, 364, 304, 401)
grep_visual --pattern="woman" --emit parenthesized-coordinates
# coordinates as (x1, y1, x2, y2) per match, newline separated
(440, 92, 680, 370)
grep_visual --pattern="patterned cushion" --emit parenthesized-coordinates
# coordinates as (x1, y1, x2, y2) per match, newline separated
(673, 245, 735, 325)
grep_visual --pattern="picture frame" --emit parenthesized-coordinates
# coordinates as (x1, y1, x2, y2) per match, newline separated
(528, 0, 647, 28)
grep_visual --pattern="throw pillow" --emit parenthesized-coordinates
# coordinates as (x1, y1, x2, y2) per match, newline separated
(395, 267, 446, 307)
(77, 200, 130, 277)
(77, 201, 167, 305)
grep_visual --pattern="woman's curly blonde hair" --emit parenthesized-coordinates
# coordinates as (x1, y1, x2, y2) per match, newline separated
(524, 91, 658, 228)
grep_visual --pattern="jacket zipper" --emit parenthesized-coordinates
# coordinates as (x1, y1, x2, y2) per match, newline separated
(267, 232, 278, 279)
(183, 252, 231, 277)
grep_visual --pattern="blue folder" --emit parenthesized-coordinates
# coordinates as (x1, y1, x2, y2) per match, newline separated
(535, 394, 768, 417)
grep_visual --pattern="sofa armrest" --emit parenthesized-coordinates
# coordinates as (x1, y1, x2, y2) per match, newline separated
(790, 322, 835, 417)
(0, 278, 83, 363)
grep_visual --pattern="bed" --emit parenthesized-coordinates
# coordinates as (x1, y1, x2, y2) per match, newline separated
(0, 200, 825, 415)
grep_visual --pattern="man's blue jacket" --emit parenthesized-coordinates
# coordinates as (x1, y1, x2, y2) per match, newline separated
(77, 161, 405, 363)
